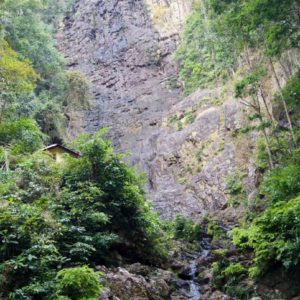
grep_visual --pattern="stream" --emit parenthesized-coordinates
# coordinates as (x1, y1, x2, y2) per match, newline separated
(180, 237, 212, 300)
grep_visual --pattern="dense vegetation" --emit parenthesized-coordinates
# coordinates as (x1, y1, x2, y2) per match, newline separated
(0, 1, 168, 298)
(0, 132, 167, 298)
(0, 0, 89, 143)
(176, 0, 300, 296)
(176, 0, 300, 95)
(232, 74, 300, 278)
(2, 0, 300, 298)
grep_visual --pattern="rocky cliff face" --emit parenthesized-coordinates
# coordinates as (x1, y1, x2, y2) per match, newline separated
(58, 0, 256, 221)
(58, 0, 189, 145)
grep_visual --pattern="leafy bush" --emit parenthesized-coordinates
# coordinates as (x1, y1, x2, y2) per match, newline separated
(281, 71, 300, 108)
(0, 38, 38, 121)
(65, 132, 168, 264)
(260, 163, 300, 204)
(223, 263, 246, 279)
(0, 118, 45, 154)
(0, 200, 65, 299)
(275, 71, 300, 129)
(173, 215, 203, 242)
(232, 196, 300, 276)
(226, 173, 245, 195)
(207, 219, 226, 241)
(55, 266, 103, 300)
(212, 260, 250, 298)
(212, 261, 246, 285)
(255, 137, 270, 171)
(211, 261, 225, 289)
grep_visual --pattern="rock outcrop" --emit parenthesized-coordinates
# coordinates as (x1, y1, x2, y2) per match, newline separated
(58, 0, 256, 220)
(98, 264, 183, 300)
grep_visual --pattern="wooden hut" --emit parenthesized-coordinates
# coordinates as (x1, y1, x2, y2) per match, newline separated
(42, 144, 80, 163)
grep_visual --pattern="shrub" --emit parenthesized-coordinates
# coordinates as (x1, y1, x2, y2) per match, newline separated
(260, 163, 300, 204)
(64, 132, 168, 264)
(223, 263, 246, 279)
(173, 215, 203, 242)
(226, 174, 245, 195)
(0, 118, 45, 154)
(232, 196, 300, 276)
(212, 260, 250, 298)
(280, 71, 300, 116)
(211, 261, 226, 289)
(207, 219, 226, 241)
(55, 266, 103, 300)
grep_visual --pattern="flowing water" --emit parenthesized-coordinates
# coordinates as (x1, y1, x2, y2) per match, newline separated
(186, 237, 212, 300)
(188, 260, 202, 300)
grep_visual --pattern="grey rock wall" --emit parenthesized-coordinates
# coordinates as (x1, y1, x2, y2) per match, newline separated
(58, 0, 256, 221)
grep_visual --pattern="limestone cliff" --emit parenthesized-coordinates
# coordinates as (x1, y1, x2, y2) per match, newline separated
(58, 0, 256, 221)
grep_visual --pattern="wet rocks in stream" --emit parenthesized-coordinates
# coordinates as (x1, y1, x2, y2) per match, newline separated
(97, 237, 216, 300)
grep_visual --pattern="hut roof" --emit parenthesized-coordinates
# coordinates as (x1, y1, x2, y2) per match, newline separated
(42, 144, 81, 158)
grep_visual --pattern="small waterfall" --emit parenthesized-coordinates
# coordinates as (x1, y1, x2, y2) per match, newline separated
(187, 237, 212, 300)
(188, 260, 201, 299)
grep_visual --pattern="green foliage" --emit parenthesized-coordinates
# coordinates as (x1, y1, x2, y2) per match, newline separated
(260, 163, 300, 204)
(0, 38, 38, 120)
(166, 110, 197, 130)
(65, 133, 168, 263)
(0, 38, 38, 94)
(226, 172, 247, 207)
(183, 111, 196, 125)
(212, 260, 250, 298)
(146, 43, 162, 66)
(232, 196, 300, 276)
(207, 219, 226, 241)
(255, 137, 269, 171)
(63, 71, 90, 110)
(0, 0, 62, 79)
(177, 0, 299, 95)
(173, 215, 203, 242)
(42, 0, 76, 27)
(278, 71, 300, 123)
(226, 173, 245, 195)
(223, 263, 246, 279)
(56, 266, 103, 300)
(235, 68, 267, 98)
(175, 1, 236, 95)
(167, 115, 179, 126)
(0, 200, 65, 299)
(209, 0, 299, 57)
(281, 71, 300, 106)
(211, 261, 225, 288)
(0, 132, 168, 298)
(0, 0, 89, 142)
(0, 118, 45, 154)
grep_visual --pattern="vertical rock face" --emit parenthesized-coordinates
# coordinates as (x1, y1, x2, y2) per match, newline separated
(59, 0, 186, 147)
(59, 0, 256, 221)
(145, 0, 193, 37)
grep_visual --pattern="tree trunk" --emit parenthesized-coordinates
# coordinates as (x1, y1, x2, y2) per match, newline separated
(262, 127, 274, 169)
(252, 95, 274, 169)
(259, 86, 276, 126)
(244, 43, 252, 68)
(239, 91, 275, 168)
(4, 148, 9, 171)
(269, 57, 296, 145)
